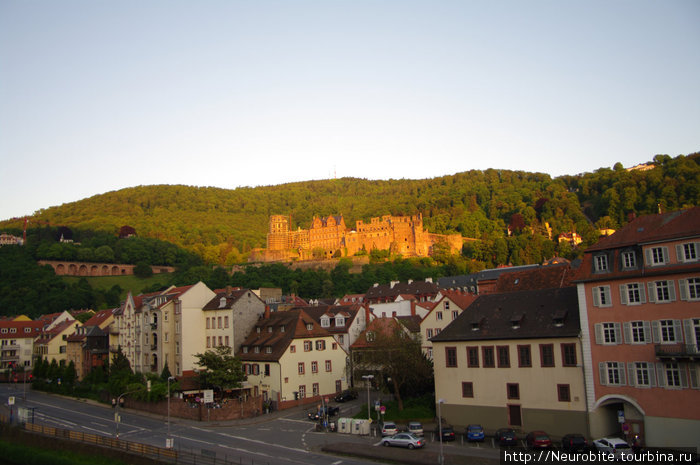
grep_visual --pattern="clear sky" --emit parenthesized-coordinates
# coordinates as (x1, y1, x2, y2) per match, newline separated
(1, 1, 698, 221)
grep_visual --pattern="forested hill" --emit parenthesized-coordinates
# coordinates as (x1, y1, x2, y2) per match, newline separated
(2, 153, 698, 265)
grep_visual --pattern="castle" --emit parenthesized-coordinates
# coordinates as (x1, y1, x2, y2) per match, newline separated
(249, 213, 464, 262)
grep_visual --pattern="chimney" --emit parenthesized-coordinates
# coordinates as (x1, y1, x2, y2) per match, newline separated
(407, 279, 413, 285)
(411, 301, 416, 316)
(390, 281, 398, 289)
(226, 285, 232, 297)
(373, 283, 379, 288)
(425, 277, 433, 283)
(264, 305, 270, 319)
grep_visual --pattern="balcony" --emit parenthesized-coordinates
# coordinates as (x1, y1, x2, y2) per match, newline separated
(655, 344, 700, 361)
(150, 344, 157, 351)
(150, 322, 158, 330)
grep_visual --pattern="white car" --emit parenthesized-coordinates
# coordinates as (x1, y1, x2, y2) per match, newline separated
(381, 421, 399, 436)
(407, 421, 424, 436)
(593, 437, 633, 460)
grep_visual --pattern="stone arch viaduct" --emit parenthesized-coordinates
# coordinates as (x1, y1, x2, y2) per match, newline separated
(38, 260, 175, 277)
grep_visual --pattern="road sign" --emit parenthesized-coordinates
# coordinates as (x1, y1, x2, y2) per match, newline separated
(8, 396, 14, 406)
(617, 410, 625, 423)
(203, 389, 214, 404)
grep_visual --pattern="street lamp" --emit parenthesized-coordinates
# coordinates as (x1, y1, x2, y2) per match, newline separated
(438, 399, 445, 465)
(167, 376, 176, 448)
(361, 375, 374, 421)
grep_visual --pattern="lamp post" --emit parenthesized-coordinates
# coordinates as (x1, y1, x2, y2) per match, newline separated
(361, 375, 374, 421)
(438, 399, 445, 465)
(167, 376, 176, 448)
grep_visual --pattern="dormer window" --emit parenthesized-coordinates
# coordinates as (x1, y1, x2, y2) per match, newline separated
(510, 314, 523, 329)
(265, 346, 272, 354)
(24, 328, 31, 333)
(254, 346, 260, 353)
(10, 328, 16, 333)
(242, 346, 248, 353)
(267, 326, 273, 333)
(219, 297, 227, 308)
(335, 316, 345, 327)
(553, 309, 567, 328)
(280, 325, 285, 333)
(366, 331, 375, 342)
(594, 254, 609, 273)
(321, 317, 330, 328)
(256, 327, 261, 334)
(306, 323, 313, 331)
(621, 251, 637, 269)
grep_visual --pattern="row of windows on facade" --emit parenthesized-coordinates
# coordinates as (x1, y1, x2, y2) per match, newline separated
(320, 316, 346, 328)
(444, 343, 578, 369)
(243, 360, 334, 376)
(293, 380, 344, 399)
(206, 316, 229, 330)
(593, 243, 699, 273)
(593, 278, 700, 307)
(594, 318, 700, 346)
(599, 361, 700, 390)
(0, 327, 35, 334)
(460, 380, 573, 403)
(242, 339, 337, 354)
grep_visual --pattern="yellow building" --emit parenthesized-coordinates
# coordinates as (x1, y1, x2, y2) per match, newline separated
(35, 319, 82, 366)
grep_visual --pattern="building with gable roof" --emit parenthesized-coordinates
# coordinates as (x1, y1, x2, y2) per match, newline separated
(0, 320, 43, 370)
(66, 308, 116, 380)
(574, 207, 700, 448)
(431, 287, 585, 435)
(237, 308, 348, 409)
(34, 318, 82, 366)
(420, 290, 478, 359)
(202, 287, 266, 353)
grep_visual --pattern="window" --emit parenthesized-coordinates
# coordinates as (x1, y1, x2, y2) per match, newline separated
(647, 246, 669, 266)
(311, 361, 318, 373)
(312, 383, 320, 397)
(621, 251, 637, 269)
(497, 346, 510, 367)
(426, 329, 434, 339)
(445, 347, 457, 367)
(679, 278, 700, 301)
(436, 312, 443, 321)
(507, 383, 519, 400)
(304, 341, 312, 352)
(599, 361, 626, 386)
(653, 319, 681, 343)
(265, 364, 270, 376)
(217, 317, 222, 328)
(620, 283, 645, 305)
(315, 340, 326, 350)
(452, 311, 458, 320)
(265, 345, 271, 353)
(206, 318, 210, 329)
(539, 344, 554, 367)
(557, 384, 571, 402)
(242, 346, 248, 353)
(321, 317, 330, 328)
(254, 346, 260, 353)
(224, 316, 229, 328)
(461, 381, 474, 398)
(561, 343, 577, 366)
(628, 362, 655, 388)
(593, 286, 612, 307)
(332, 343, 337, 350)
(444, 301, 450, 310)
(175, 341, 180, 354)
(648, 280, 676, 303)
(482, 346, 495, 367)
(366, 331, 375, 342)
(677, 242, 699, 263)
(290, 345, 296, 353)
(298, 362, 305, 375)
(218, 336, 223, 346)
(206, 336, 211, 348)
(624, 321, 651, 344)
(164, 332, 169, 343)
(306, 323, 313, 331)
(298, 385, 306, 398)
(661, 362, 685, 388)
(594, 254, 609, 272)
(595, 322, 621, 345)
(335, 316, 345, 327)
(267, 326, 273, 333)
(325, 360, 332, 372)
(467, 347, 479, 367)
(518, 345, 532, 367)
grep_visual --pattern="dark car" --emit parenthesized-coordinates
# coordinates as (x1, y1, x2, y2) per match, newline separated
(526, 431, 553, 449)
(334, 390, 358, 402)
(466, 424, 485, 442)
(438, 426, 456, 442)
(562, 434, 588, 452)
(307, 405, 339, 421)
(495, 428, 518, 446)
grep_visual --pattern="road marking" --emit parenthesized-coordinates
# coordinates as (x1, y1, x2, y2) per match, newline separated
(279, 418, 310, 425)
(331, 461, 343, 465)
(217, 432, 309, 454)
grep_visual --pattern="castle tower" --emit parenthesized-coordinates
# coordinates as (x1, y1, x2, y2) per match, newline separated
(267, 215, 291, 250)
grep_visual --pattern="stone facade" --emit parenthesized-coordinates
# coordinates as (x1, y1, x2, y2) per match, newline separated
(252, 213, 463, 262)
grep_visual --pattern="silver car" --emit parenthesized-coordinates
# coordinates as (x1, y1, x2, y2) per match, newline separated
(407, 421, 424, 436)
(381, 432, 425, 449)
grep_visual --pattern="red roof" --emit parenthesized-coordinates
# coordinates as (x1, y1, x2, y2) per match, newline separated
(0, 320, 44, 339)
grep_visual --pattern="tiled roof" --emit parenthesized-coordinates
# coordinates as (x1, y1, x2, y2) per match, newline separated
(495, 263, 578, 293)
(431, 287, 579, 342)
(35, 319, 78, 344)
(351, 317, 407, 349)
(364, 280, 439, 300)
(586, 207, 700, 252)
(83, 308, 115, 327)
(203, 288, 261, 310)
(0, 320, 44, 339)
(395, 315, 422, 333)
(301, 305, 361, 333)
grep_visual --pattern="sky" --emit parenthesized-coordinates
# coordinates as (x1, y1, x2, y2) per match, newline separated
(1, 1, 699, 221)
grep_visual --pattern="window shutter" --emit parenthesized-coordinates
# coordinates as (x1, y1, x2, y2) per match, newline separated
(643, 321, 652, 344)
(648, 362, 656, 387)
(679, 279, 688, 301)
(647, 282, 656, 303)
(614, 323, 622, 345)
(639, 283, 646, 303)
(676, 244, 685, 263)
(619, 285, 628, 305)
(594, 324, 603, 345)
(645, 248, 653, 266)
(662, 247, 669, 264)
(599, 362, 607, 386)
(623, 322, 631, 344)
(603, 286, 611, 306)
(683, 319, 695, 347)
(627, 362, 636, 387)
(618, 363, 626, 386)
(673, 320, 683, 343)
(592, 288, 601, 307)
(668, 280, 676, 302)
(690, 365, 699, 389)
(651, 320, 660, 343)
(680, 364, 689, 389)
(656, 363, 666, 388)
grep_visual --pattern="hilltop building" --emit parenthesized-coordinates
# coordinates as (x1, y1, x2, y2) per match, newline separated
(251, 213, 463, 262)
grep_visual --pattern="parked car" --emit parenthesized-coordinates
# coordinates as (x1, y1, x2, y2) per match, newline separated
(307, 405, 340, 421)
(562, 434, 588, 452)
(407, 421, 424, 436)
(466, 424, 485, 442)
(526, 431, 553, 449)
(381, 421, 399, 436)
(334, 390, 358, 402)
(495, 428, 518, 446)
(380, 432, 424, 449)
(438, 426, 456, 442)
(593, 437, 633, 461)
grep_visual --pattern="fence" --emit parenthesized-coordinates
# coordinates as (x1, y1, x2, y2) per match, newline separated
(1, 414, 276, 465)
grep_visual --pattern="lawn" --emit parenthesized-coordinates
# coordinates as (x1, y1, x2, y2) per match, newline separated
(354, 394, 435, 423)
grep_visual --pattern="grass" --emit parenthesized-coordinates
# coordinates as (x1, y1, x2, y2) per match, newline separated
(63, 273, 173, 300)
(354, 395, 435, 423)
(0, 439, 130, 465)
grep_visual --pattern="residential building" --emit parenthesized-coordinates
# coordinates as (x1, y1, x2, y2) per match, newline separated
(237, 308, 348, 409)
(364, 279, 439, 304)
(66, 308, 115, 380)
(431, 287, 586, 434)
(201, 287, 266, 353)
(420, 290, 477, 359)
(575, 207, 700, 448)
(34, 319, 82, 366)
(0, 320, 43, 370)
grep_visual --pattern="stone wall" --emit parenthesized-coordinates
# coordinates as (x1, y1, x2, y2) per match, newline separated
(38, 260, 175, 277)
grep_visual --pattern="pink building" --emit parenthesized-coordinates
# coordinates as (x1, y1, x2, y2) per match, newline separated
(575, 207, 700, 448)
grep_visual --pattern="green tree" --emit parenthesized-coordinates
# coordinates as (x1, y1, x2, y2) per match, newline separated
(193, 345, 245, 391)
(133, 261, 153, 278)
